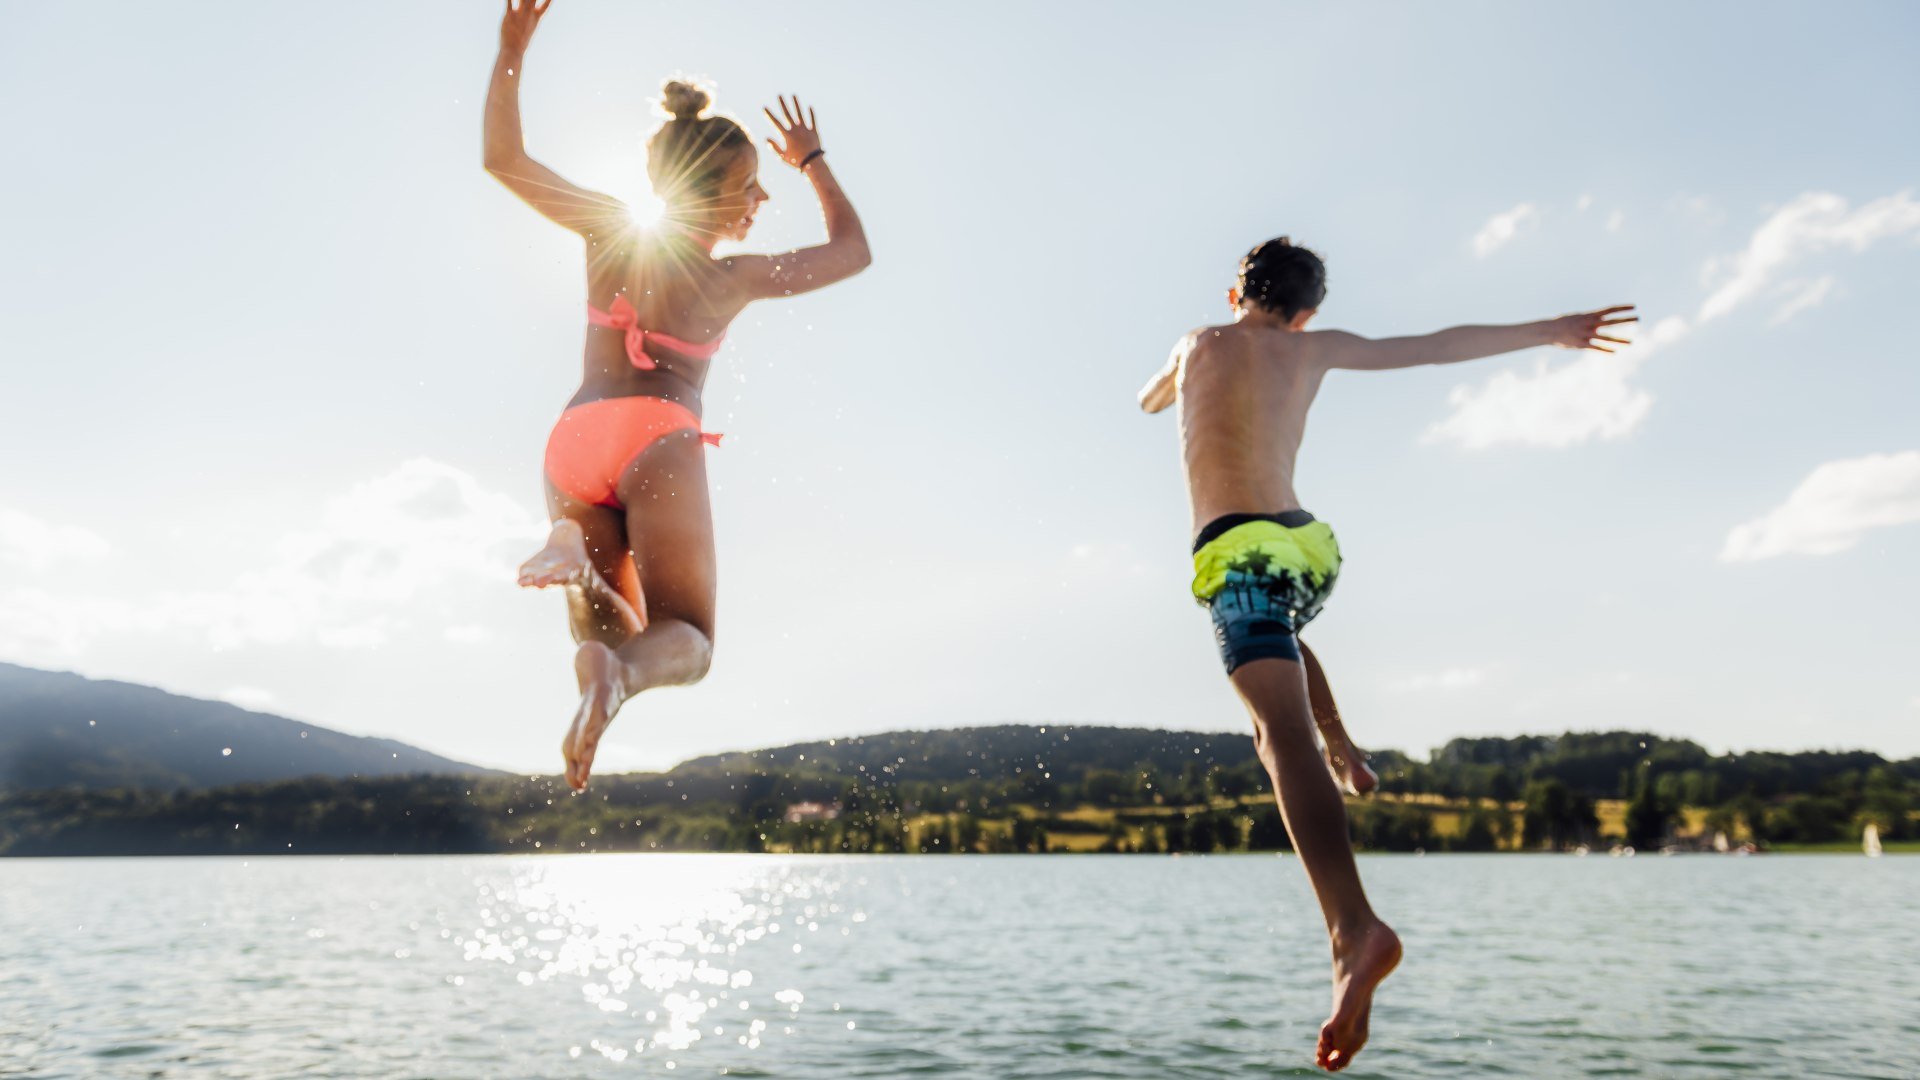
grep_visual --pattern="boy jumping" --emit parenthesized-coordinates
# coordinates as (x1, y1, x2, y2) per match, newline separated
(1139, 236, 1632, 1072)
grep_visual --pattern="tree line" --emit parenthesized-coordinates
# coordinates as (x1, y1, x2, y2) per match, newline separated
(2, 727, 1912, 856)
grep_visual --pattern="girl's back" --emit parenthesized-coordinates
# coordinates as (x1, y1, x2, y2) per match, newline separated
(573, 232, 743, 408)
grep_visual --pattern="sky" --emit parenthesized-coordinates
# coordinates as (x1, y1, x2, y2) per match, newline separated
(2, 2, 1918, 772)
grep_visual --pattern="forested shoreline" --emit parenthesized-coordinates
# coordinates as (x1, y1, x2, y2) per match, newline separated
(3, 726, 1913, 856)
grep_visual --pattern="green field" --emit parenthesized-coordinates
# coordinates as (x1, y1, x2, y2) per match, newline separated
(1764, 840, 1920, 854)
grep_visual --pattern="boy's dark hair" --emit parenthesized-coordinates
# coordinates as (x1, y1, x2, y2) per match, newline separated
(1237, 237, 1327, 319)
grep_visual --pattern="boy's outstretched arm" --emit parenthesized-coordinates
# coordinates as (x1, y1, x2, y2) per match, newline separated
(1316, 305, 1636, 371)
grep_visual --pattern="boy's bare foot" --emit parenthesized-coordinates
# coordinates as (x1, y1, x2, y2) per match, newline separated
(1320, 730, 1379, 797)
(563, 640, 626, 791)
(518, 518, 591, 589)
(1316, 920, 1401, 1072)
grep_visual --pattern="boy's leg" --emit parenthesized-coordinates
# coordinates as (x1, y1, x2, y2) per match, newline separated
(1300, 642, 1378, 796)
(1230, 656, 1401, 1072)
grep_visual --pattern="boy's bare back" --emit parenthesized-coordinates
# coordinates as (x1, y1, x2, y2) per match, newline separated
(1159, 323, 1332, 535)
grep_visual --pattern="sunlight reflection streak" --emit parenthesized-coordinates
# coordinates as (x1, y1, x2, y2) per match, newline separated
(455, 855, 849, 1062)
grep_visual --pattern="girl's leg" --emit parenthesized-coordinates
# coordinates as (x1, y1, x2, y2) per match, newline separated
(612, 430, 718, 691)
(563, 432, 717, 790)
(519, 489, 645, 648)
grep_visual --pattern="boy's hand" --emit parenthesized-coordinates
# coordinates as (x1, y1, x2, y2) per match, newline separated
(1546, 305, 1637, 353)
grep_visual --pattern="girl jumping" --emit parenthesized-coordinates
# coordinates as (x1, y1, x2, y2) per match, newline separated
(483, 0, 871, 790)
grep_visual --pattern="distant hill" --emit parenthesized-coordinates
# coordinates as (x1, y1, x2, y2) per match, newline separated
(675, 723, 1280, 785)
(665, 724, 1415, 801)
(0, 662, 494, 790)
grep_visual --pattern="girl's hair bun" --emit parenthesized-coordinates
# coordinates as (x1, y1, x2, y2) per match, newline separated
(659, 79, 713, 121)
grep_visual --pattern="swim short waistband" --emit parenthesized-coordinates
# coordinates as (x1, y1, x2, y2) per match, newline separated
(1193, 509, 1318, 554)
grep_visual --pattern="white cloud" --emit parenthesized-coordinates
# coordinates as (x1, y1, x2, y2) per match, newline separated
(0, 458, 545, 655)
(0, 589, 149, 658)
(1392, 667, 1488, 692)
(0, 507, 110, 571)
(223, 686, 278, 710)
(183, 457, 543, 649)
(1698, 191, 1920, 324)
(1423, 316, 1687, 449)
(1721, 451, 1920, 562)
(1472, 203, 1540, 258)
(1066, 541, 1147, 578)
(1768, 276, 1837, 326)
(1430, 189, 1920, 450)
(313, 618, 398, 651)
(1424, 354, 1650, 450)
(1672, 194, 1724, 226)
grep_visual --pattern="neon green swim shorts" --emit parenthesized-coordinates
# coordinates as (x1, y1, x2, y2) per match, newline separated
(1191, 510, 1341, 672)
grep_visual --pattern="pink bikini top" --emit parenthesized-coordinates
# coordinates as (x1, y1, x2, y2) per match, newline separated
(587, 296, 726, 371)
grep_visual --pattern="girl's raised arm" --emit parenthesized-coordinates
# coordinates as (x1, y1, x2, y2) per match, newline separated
(482, 0, 627, 236)
(732, 96, 872, 299)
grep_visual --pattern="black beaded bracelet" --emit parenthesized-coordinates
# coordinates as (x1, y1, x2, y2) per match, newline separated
(799, 149, 826, 170)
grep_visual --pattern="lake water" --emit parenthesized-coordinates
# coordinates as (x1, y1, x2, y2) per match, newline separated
(1, 854, 1914, 1078)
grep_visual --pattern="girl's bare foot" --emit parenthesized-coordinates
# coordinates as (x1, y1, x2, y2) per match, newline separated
(1316, 920, 1401, 1072)
(562, 640, 626, 791)
(1320, 729, 1379, 797)
(518, 518, 591, 589)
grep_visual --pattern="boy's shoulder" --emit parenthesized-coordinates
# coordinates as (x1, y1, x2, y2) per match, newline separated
(1173, 322, 1242, 361)
(1180, 322, 1324, 364)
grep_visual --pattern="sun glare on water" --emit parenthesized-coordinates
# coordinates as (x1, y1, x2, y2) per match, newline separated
(456, 856, 855, 1065)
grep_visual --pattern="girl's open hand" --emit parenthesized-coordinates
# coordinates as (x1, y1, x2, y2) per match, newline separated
(500, 0, 550, 53)
(763, 95, 823, 169)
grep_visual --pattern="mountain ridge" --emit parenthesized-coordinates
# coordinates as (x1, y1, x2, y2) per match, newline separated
(0, 661, 495, 790)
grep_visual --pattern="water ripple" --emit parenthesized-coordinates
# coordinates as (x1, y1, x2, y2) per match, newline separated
(0, 855, 1916, 1077)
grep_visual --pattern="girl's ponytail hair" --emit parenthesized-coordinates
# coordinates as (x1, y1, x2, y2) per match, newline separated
(647, 78, 754, 209)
